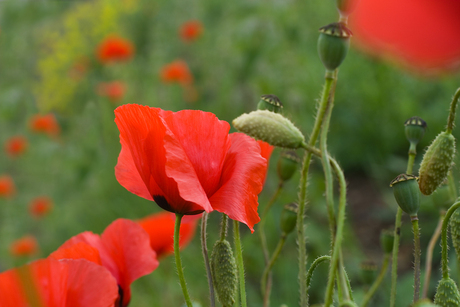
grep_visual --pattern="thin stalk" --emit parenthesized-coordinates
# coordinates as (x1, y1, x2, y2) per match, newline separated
(306, 255, 331, 293)
(411, 215, 421, 303)
(361, 254, 390, 307)
(446, 88, 460, 134)
(390, 207, 403, 307)
(220, 213, 229, 241)
(340, 249, 354, 303)
(233, 220, 247, 307)
(261, 183, 284, 220)
(201, 213, 216, 307)
(441, 201, 460, 279)
(174, 214, 193, 307)
(261, 234, 287, 307)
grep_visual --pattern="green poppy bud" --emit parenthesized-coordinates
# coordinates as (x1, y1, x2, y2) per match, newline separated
(390, 174, 420, 217)
(380, 229, 394, 254)
(360, 261, 377, 285)
(280, 203, 298, 235)
(317, 22, 352, 72)
(411, 299, 440, 307)
(210, 240, 237, 307)
(277, 150, 300, 182)
(419, 131, 456, 195)
(233, 110, 305, 149)
(405, 116, 427, 146)
(257, 94, 283, 114)
(450, 209, 460, 261)
(432, 184, 455, 211)
(434, 277, 460, 307)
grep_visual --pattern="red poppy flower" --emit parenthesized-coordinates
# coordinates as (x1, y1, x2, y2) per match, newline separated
(29, 114, 60, 137)
(4, 136, 28, 157)
(114, 104, 268, 232)
(0, 258, 118, 307)
(179, 20, 203, 42)
(97, 81, 126, 102)
(29, 196, 53, 218)
(97, 35, 134, 64)
(160, 60, 193, 85)
(137, 212, 200, 258)
(348, 0, 460, 73)
(10, 235, 38, 257)
(50, 219, 158, 307)
(0, 175, 15, 198)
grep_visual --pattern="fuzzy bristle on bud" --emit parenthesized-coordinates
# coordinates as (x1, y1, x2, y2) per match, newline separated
(450, 209, 460, 262)
(434, 277, 460, 306)
(233, 110, 305, 149)
(257, 94, 283, 113)
(419, 131, 456, 195)
(210, 240, 237, 307)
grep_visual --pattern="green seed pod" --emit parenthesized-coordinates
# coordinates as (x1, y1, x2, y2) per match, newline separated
(419, 131, 456, 195)
(405, 116, 427, 145)
(380, 229, 395, 254)
(280, 203, 298, 235)
(432, 184, 456, 211)
(233, 110, 305, 149)
(450, 209, 460, 261)
(411, 299, 440, 307)
(257, 94, 283, 114)
(317, 22, 352, 71)
(360, 261, 377, 285)
(339, 300, 358, 307)
(434, 277, 460, 307)
(277, 150, 300, 182)
(210, 240, 237, 307)
(390, 174, 420, 217)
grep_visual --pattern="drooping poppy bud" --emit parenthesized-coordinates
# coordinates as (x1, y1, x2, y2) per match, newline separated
(210, 240, 237, 307)
(404, 116, 427, 146)
(390, 174, 420, 217)
(434, 277, 460, 306)
(233, 110, 305, 149)
(380, 229, 394, 254)
(277, 150, 300, 182)
(317, 22, 352, 72)
(280, 203, 298, 235)
(257, 94, 283, 114)
(450, 209, 460, 262)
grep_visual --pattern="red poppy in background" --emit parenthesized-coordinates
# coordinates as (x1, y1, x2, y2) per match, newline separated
(10, 235, 38, 257)
(0, 258, 118, 307)
(50, 219, 158, 307)
(4, 136, 28, 157)
(29, 196, 53, 218)
(137, 212, 200, 258)
(160, 60, 193, 85)
(348, 0, 460, 73)
(29, 114, 60, 137)
(0, 175, 15, 198)
(97, 81, 126, 102)
(97, 35, 134, 64)
(179, 20, 203, 42)
(114, 104, 267, 232)
(69, 56, 90, 80)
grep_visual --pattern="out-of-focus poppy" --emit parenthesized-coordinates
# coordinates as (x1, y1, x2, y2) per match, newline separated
(0, 175, 15, 198)
(50, 219, 158, 307)
(29, 196, 53, 218)
(29, 114, 60, 137)
(348, 0, 460, 73)
(114, 104, 267, 232)
(4, 136, 28, 158)
(0, 258, 118, 307)
(69, 56, 90, 80)
(137, 212, 200, 258)
(97, 81, 126, 102)
(179, 20, 203, 42)
(10, 235, 38, 257)
(160, 60, 193, 85)
(97, 35, 134, 64)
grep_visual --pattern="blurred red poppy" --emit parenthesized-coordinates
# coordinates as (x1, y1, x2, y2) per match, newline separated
(10, 235, 38, 257)
(160, 60, 193, 85)
(0, 258, 118, 307)
(4, 136, 27, 157)
(69, 56, 90, 80)
(29, 196, 53, 218)
(29, 114, 60, 137)
(179, 20, 203, 42)
(97, 35, 134, 64)
(97, 81, 126, 102)
(0, 175, 15, 198)
(348, 0, 460, 73)
(137, 212, 200, 258)
(50, 219, 158, 307)
(114, 104, 267, 231)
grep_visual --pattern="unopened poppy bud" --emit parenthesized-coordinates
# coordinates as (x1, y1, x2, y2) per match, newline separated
(360, 261, 377, 285)
(390, 174, 420, 217)
(280, 203, 298, 235)
(317, 22, 352, 72)
(432, 184, 455, 210)
(411, 299, 440, 307)
(257, 94, 283, 114)
(233, 110, 305, 149)
(211, 240, 237, 307)
(405, 116, 427, 146)
(277, 150, 300, 182)
(450, 209, 460, 261)
(419, 131, 456, 195)
(434, 277, 460, 306)
(380, 229, 394, 254)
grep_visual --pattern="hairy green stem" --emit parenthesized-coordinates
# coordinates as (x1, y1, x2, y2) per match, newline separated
(201, 213, 216, 307)
(340, 249, 354, 302)
(411, 216, 421, 303)
(361, 254, 390, 307)
(233, 220, 247, 307)
(306, 255, 331, 294)
(220, 213, 229, 241)
(441, 201, 460, 279)
(174, 214, 193, 307)
(261, 234, 287, 307)
(446, 88, 460, 134)
(390, 207, 403, 307)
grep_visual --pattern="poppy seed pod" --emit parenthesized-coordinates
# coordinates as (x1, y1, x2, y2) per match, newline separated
(404, 116, 427, 145)
(233, 110, 305, 149)
(360, 261, 377, 285)
(280, 203, 298, 235)
(434, 277, 460, 306)
(317, 22, 352, 71)
(210, 240, 237, 307)
(419, 131, 456, 195)
(450, 209, 460, 261)
(257, 94, 283, 114)
(380, 229, 394, 254)
(277, 150, 300, 182)
(390, 174, 420, 217)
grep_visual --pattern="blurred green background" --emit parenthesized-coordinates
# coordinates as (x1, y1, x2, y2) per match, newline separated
(1, 0, 459, 306)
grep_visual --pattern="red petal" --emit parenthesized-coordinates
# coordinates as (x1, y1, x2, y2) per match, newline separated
(209, 133, 267, 232)
(50, 241, 102, 265)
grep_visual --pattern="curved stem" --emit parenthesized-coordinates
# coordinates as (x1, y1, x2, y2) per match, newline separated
(361, 254, 390, 307)
(441, 201, 460, 279)
(261, 183, 284, 220)
(174, 214, 193, 307)
(201, 213, 216, 307)
(306, 255, 331, 293)
(233, 220, 247, 307)
(411, 215, 421, 303)
(261, 234, 287, 307)
(446, 88, 460, 134)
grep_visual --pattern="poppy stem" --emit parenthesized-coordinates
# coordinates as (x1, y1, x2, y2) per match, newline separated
(201, 212, 216, 307)
(220, 213, 229, 241)
(233, 220, 248, 307)
(361, 253, 390, 307)
(261, 234, 287, 307)
(411, 215, 421, 303)
(174, 213, 193, 307)
(445, 88, 460, 134)
(441, 201, 460, 279)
